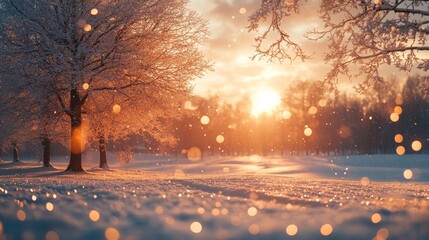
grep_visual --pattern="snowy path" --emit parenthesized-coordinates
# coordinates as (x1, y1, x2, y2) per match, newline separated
(0, 156, 429, 240)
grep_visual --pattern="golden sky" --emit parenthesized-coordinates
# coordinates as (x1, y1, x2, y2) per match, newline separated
(189, 0, 410, 102)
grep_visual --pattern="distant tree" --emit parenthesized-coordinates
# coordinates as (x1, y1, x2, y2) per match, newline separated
(0, 0, 209, 171)
(249, 0, 429, 88)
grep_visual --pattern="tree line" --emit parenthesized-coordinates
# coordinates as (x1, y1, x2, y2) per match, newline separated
(172, 76, 429, 157)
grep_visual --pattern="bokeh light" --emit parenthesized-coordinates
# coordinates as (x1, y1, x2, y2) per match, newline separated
(320, 224, 333, 236)
(403, 169, 413, 180)
(394, 106, 402, 115)
(394, 134, 403, 143)
(396, 146, 405, 155)
(90, 8, 98, 15)
(248, 224, 260, 235)
(89, 210, 100, 222)
(318, 99, 327, 107)
(282, 110, 292, 119)
(17, 210, 26, 221)
(375, 228, 389, 240)
(247, 207, 257, 216)
(112, 104, 121, 114)
(187, 147, 202, 161)
(390, 113, 399, 122)
(45, 231, 59, 240)
(105, 227, 120, 240)
(308, 106, 318, 115)
(239, 8, 247, 14)
(200, 116, 210, 125)
(304, 127, 312, 137)
(190, 222, 202, 233)
(216, 135, 225, 144)
(286, 224, 298, 236)
(360, 177, 370, 186)
(84, 24, 92, 32)
(371, 213, 382, 224)
(46, 202, 54, 211)
(82, 83, 89, 90)
(411, 140, 422, 151)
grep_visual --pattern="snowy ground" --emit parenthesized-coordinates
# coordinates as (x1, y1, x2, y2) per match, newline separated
(0, 154, 428, 239)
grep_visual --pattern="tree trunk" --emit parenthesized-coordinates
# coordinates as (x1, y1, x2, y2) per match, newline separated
(66, 89, 85, 172)
(12, 143, 19, 162)
(99, 136, 109, 169)
(42, 138, 52, 167)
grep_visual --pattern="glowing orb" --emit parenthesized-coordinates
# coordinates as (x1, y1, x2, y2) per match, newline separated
(247, 207, 257, 216)
(17, 210, 26, 221)
(190, 222, 202, 233)
(308, 106, 318, 115)
(394, 106, 402, 115)
(200, 116, 210, 125)
(320, 224, 333, 236)
(112, 104, 121, 114)
(239, 8, 247, 14)
(394, 134, 403, 143)
(282, 110, 292, 119)
(304, 127, 312, 137)
(187, 147, 202, 161)
(46, 202, 54, 211)
(403, 169, 413, 180)
(89, 210, 100, 222)
(84, 24, 92, 32)
(82, 83, 89, 90)
(390, 113, 399, 122)
(360, 177, 370, 186)
(216, 135, 225, 144)
(105, 227, 120, 240)
(396, 146, 405, 155)
(286, 224, 298, 236)
(90, 8, 98, 16)
(371, 213, 382, 224)
(411, 140, 422, 151)
(248, 224, 260, 235)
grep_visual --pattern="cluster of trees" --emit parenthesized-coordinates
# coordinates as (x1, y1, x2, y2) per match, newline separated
(172, 76, 429, 157)
(0, 0, 209, 171)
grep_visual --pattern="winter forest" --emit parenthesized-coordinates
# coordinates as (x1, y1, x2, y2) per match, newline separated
(1, 0, 429, 240)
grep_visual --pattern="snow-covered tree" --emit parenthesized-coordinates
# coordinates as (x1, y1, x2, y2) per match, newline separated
(0, 0, 209, 171)
(249, 0, 429, 89)
(85, 86, 183, 169)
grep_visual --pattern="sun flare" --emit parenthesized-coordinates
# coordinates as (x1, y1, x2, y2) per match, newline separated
(251, 88, 281, 116)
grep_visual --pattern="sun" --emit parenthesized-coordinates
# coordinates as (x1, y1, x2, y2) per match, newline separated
(251, 88, 281, 116)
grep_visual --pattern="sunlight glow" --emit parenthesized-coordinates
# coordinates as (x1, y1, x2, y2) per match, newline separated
(251, 89, 281, 116)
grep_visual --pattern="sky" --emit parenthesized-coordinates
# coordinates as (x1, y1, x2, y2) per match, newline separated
(188, 0, 410, 103)
(188, 0, 332, 103)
